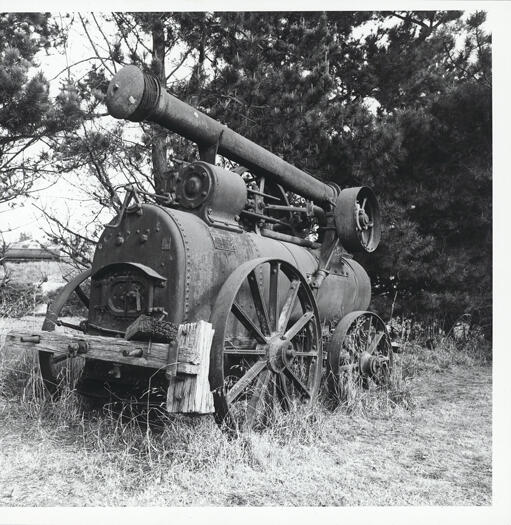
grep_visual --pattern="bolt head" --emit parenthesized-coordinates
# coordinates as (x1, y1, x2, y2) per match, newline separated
(286, 348, 295, 358)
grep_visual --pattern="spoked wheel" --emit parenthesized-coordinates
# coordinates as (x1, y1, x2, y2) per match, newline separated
(209, 258, 322, 430)
(39, 269, 91, 398)
(327, 311, 393, 400)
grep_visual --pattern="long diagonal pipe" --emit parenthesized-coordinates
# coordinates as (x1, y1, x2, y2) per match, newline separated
(106, 66, 338, 206)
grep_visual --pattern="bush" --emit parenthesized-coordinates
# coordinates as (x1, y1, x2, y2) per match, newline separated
(0, 281, 43, 318)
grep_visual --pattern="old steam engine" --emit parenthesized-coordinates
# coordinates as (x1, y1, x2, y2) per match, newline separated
(33, 66, 392, 428)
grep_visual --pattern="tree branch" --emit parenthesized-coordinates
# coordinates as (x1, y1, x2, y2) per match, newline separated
(79, 13, 114, 76)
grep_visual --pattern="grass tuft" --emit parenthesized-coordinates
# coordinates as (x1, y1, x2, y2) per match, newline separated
(0, 315, 492, 506)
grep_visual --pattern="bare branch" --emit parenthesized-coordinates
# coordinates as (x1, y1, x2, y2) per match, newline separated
(50, 57, 118, 82)
(91, 13, 118, 72)
(79, 13, 114, 76)
(166, 48, 193, 81)
(34, 204, 97, 245)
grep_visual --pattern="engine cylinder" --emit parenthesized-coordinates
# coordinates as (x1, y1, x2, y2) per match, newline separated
(175, 161, 247, 229)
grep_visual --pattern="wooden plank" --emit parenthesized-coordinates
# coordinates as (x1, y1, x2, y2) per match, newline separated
(7, 323, 216, 415)
(166, 321, 215, 415)
(5, 330, 199, 374)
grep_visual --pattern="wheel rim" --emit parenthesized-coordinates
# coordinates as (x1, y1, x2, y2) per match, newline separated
(327, 311, 393, 398)
(40, 269, 91, 397)
(209, 258, 322, 429)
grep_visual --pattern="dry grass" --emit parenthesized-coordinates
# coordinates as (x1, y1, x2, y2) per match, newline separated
(0, 316, 492, 506)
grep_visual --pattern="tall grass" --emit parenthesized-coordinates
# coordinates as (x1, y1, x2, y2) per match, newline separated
(0, 307, 491, 489)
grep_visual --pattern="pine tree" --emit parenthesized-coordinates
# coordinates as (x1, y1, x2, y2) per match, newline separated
(0, 13, 79, 206)
(44, 11, 491, 333)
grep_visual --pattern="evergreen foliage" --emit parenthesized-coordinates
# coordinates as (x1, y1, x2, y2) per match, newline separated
(178, 11, 491, 331)
(28, 11, 491, 333)
(0, 13, 81, 205)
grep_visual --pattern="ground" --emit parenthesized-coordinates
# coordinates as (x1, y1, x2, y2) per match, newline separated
(0, 317, 492, 506)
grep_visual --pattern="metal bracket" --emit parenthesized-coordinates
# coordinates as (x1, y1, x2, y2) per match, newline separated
(20, 335, 41, 343)
(67, 340, 89, 357)
(310, 236, 340, 290)
(198, 142, 219, 164)
(198, 129, 224, 164)
(104, 186, 142, 229)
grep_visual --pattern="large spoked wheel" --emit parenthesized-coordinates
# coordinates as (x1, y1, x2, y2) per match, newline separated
(39, 269, 91, 398)
(209, 258, 322, 430)
(327, 311, 393, 400)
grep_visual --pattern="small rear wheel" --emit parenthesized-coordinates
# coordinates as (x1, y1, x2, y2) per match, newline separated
(327, 311, 393, 402)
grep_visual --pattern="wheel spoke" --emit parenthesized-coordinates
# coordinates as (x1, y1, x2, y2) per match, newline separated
(226, 359, 267, 404)
(74, 285, 90, 309)
(247, 270, 271, 336)
(277, 279, 300, 332)
(366, 315, 373, 352)
(367, 331, 384, 355)
(270, 374, 278, 414)
(224, 346, 266, 356)
(283, 367, 311, 398)
(284, 311, 314, 341)
(231, 302, 267, 344)
(268, 261, 280, 332)
(246, 369, 271, 428)
(277, 372, 291, 410)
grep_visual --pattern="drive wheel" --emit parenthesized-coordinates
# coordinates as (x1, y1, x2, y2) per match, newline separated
(209, 258, 322, 430)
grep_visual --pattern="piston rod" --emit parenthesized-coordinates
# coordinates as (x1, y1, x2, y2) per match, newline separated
(106, 66, 338, 206)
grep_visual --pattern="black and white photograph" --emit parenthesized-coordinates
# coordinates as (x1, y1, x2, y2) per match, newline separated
(0, 4, 505, 521)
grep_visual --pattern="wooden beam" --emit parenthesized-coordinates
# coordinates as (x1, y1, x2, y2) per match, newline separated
(5, 330, 199, 375)
(7, 322, 216, 415)
(166, 321, 215, 415)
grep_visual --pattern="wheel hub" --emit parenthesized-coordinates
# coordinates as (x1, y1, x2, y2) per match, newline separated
(266, 335, 296, 373)
(359, 351, 388, 377)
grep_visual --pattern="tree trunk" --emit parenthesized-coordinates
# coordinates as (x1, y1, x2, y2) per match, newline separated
(151, 19, 168, 193)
